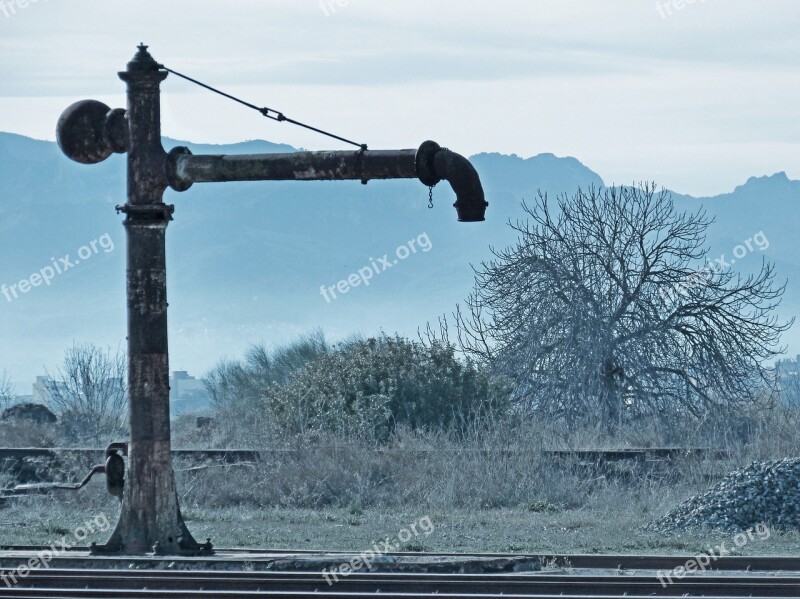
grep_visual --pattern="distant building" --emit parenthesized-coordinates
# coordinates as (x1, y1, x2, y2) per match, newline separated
(25, 372, 210, 417)
(776, 355, 800, 405)
(32, 376, 67, 405)
(170, 371, 212, 416)
(31, 375, 125, 412)
(776, 355, 800, 375)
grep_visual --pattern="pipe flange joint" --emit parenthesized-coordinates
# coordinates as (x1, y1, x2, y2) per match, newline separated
(115, 203, 175, 222)
(416, 140, 443, 187)
(165, 146, 193, 192)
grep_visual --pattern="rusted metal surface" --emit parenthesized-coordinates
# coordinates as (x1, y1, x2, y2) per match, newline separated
(165, 143, 488, 221)
(167, 148, 418, 186)
(105, 451, 125, 498)
(415, 139, 488, 221)
(3, 442, 125, 499)
(4, 465, 106, 496)
(3, 558, 800, 596)
(433, 148, 487, 222)
(56, 100, 120, 164)
(54, 43, 488, 555)
(94, 45, 206, 556)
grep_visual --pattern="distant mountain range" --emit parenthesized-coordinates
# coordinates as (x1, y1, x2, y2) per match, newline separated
(1, 132, 798, 387)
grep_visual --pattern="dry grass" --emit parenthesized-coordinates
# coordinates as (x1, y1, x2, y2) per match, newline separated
(2, 408, 799, 552)
(3, 492, 800, 556)
(167, 408, 800, 513)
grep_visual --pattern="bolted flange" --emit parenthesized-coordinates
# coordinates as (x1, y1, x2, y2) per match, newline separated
(415, 140, 443, 187)
(165, 146, 194, 192)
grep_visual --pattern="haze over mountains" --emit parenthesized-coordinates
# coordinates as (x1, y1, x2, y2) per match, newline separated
(1, 132, 798, 387)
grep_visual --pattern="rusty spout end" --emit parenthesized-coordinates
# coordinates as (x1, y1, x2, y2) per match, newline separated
(415, 140, 487, 222)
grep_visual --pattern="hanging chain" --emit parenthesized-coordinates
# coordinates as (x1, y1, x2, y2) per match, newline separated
(427, 146, 449, 210)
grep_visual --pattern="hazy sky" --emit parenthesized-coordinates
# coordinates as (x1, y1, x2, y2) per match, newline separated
(1, 1, 798, 195)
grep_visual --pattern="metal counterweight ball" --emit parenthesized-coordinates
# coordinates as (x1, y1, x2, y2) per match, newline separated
(56, 99, 116, 164)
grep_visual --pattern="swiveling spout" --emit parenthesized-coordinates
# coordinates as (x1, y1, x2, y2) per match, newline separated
(415, 140, 488, 222)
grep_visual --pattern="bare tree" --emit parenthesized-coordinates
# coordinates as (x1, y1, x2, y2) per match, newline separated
(456, 184, 791, 429)
(0, 370, 13, 413)
(45, 344, 128, 445)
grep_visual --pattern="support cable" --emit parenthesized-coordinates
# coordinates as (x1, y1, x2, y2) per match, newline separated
(159, 65, 368, 151)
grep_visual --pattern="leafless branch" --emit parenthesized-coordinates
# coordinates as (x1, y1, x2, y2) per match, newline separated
(457, 183, 791, 429)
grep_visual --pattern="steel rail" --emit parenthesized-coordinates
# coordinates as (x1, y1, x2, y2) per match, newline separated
(0, 586, 794, 598)
(2, 570, 800, 596)
(1, 551, 798, 571)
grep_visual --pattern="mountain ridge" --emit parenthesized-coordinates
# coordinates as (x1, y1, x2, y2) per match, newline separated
(1, 131, 797, 384)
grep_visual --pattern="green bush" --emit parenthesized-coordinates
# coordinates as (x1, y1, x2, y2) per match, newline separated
(262, 335, 507, 441)
(204, 333, 508, 443)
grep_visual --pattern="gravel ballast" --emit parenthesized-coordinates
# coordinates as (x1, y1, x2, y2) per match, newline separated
(650, 458, 800, 532)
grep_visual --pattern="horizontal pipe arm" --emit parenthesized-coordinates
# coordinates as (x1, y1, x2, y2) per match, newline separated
(166, 148, 418, 188)
(166, 141, 488, 221)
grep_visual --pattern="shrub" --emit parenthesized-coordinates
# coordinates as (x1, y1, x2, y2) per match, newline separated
(262, 335, 508, 441)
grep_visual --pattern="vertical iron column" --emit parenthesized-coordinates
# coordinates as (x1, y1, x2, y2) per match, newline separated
(100, 45, 208, 555)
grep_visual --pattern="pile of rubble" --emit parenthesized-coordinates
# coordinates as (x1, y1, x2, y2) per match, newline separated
(650, 458, 800, 532)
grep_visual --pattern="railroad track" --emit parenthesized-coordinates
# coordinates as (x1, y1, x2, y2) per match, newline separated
(0, 570, 798, 598)
(0, 446, 731, 463)
(0, 446, 731, 499)
(2, 548, 799, 570)
(1, 552, 799, 598)
(1, 569, 800, 597)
